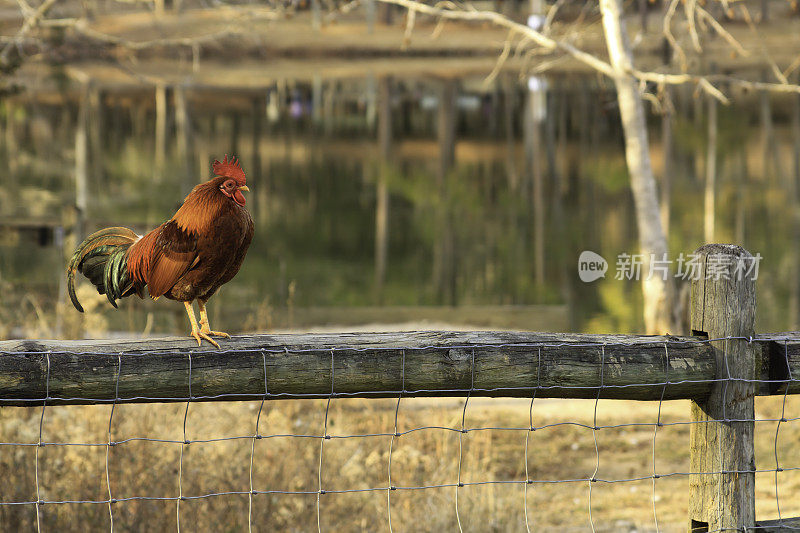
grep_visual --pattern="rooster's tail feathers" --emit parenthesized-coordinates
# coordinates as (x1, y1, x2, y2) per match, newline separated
(67, 227, 141, 313)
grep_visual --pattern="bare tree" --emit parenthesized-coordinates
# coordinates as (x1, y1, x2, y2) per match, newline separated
(599, 0, 675, 332)
(368, 0, 799, 333)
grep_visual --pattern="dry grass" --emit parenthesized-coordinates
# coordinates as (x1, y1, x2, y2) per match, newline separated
(1, 395, 799, 531)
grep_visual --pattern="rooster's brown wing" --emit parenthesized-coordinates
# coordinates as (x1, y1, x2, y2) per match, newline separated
(146, 221, 199, 298)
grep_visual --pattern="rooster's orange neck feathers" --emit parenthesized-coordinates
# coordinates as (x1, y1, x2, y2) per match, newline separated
(174, 155, 248, 234)
(173, 180, 227, 235)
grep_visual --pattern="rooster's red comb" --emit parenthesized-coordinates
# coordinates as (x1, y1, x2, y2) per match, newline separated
(212, 155, 246, 185)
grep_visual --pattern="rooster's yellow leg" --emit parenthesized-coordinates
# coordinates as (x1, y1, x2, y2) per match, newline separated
(185, 301, 220, 348)
(198, 299, 230, 339)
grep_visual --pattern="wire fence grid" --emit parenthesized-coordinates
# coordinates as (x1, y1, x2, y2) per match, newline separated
(1, 335, 799, 532)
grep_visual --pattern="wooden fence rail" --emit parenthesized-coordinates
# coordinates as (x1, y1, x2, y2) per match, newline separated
(0, 331, 798, 406)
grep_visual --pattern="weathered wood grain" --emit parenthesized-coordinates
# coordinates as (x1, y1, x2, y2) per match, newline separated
(0, 331, 719, 405)
(688, 244, 757, 532)
(1, 329, 798, 406)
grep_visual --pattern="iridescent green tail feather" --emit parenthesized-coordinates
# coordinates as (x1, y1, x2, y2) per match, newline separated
(67, 227, 141, 313)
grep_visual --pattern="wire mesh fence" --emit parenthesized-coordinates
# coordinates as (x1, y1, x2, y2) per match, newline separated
(1, 335, 799, 531)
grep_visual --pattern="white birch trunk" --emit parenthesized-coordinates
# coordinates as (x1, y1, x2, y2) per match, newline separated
(75, 82, 89, 240)
(705, 91, 717, 243)
(154, 83, 167, 185)
(600, 0, 675, 333)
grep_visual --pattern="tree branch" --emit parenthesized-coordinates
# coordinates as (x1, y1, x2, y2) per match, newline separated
(663, 0, 687, 71)
(484, 29, 513, 87)
(375, 0, 800, 103)
(740, 3, 787, 84)
(695, 4, 748, 59)
(0, 0, 59, 69)
(375, 0, 616, 76)
(684, 0, 702, 53)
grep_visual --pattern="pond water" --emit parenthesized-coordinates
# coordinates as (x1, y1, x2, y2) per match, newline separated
(1, 68, 798, 338)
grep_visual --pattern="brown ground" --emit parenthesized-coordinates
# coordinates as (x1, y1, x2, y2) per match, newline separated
(1, 394, 799, 531)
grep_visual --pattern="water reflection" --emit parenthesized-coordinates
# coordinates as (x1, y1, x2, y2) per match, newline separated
(1, 70, 799, 338)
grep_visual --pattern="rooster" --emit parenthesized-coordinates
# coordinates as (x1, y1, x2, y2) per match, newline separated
(67, 155, 254, 348)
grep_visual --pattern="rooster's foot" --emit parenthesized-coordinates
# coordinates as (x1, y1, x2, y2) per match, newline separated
(200, 328, 230, 339)
(190, 329, 221, 349)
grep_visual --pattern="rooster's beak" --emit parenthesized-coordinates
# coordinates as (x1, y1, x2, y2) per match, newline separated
(239, 186, 250, 192)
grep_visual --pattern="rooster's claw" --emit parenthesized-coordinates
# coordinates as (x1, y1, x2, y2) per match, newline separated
(200, 329, 230, 339)
(190, 329, 221, 348)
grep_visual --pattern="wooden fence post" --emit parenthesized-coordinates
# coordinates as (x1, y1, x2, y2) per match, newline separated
(689, 244, 757, 531)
